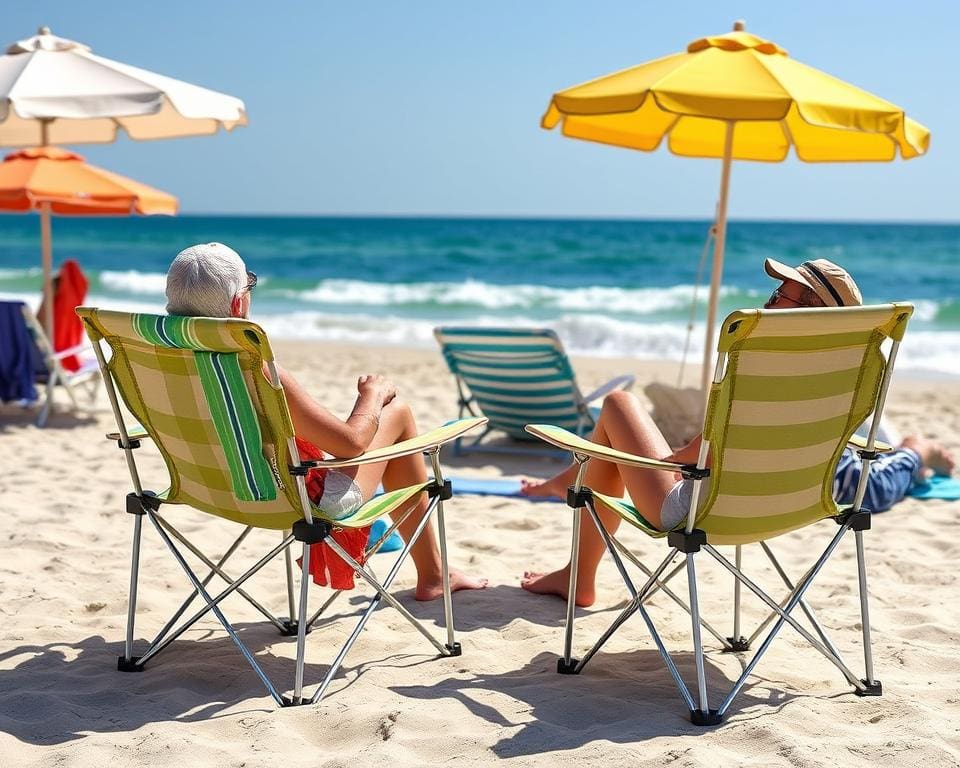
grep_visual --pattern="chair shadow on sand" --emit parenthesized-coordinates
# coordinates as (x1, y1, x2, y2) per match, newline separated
(391, 649, 805, 756)
(0, 619, 470, 745)
(0, 405, 98, 433)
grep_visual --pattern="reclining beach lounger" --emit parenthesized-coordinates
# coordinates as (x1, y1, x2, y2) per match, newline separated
(434, 326, 634, 456)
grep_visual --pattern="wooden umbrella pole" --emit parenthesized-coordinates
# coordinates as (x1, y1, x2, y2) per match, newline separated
(40, 118, 55, 340)
(40, 202, 54, 340)
(700, 121, 735, 395)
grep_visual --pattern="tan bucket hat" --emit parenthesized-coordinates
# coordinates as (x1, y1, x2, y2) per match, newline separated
(764, 257, 862, 307)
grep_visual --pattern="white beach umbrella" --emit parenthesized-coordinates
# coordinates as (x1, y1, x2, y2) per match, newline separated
(0, 26, 247, 147)
(0, 25, 247, 337)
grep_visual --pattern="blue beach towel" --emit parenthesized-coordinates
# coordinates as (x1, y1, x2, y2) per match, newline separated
(449, 476, 561, 502)
(908, 475, 960, 501)
(450, 475, 960, 505)
(0, 301, 38, 403)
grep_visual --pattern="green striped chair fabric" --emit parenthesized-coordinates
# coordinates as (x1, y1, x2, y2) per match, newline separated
(693, 304, 911, 545)
(79, 308, 466, 531)
(81, 307, 489, 707)
(524, 304, 914, 722)
(531, 304, 913, 545)
(434, 326, 632, 445)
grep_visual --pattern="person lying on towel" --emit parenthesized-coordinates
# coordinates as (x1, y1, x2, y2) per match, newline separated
(520, 258, 955, 607)
(165, 242, 487, 600)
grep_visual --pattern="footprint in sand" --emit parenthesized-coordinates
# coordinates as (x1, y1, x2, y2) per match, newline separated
(377, 711, 399, 741)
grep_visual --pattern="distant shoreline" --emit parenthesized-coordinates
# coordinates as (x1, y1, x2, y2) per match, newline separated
(100, 212, 960, 226)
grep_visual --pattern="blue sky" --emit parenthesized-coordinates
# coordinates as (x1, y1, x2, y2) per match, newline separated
(8, 2, 958, 220)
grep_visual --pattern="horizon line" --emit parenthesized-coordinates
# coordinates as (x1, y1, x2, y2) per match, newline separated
(151, 212, 960, 226)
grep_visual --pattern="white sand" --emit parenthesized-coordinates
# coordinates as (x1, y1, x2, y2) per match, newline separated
(1, 342, 958, 768)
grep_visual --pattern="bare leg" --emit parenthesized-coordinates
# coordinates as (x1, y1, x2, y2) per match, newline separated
(521, 391, 677, 606)
(351, 398, 487, 601)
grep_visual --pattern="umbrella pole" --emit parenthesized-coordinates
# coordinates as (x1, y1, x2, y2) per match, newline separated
(40, 202, 54, 340)
(700, 122, 735, 394)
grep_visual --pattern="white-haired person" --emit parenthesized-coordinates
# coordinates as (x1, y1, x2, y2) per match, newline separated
(166, 242, 487, 601)
(521, 258, 955, 607)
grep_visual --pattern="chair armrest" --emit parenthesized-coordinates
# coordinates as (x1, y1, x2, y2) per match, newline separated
(581, 374, 635, 404)
(525, 423, 684, 473)
(311, 417, 488, 469)
(105, 424, 151, 442)
(52, 343, 89, 360)
(847, 433, 893, 453)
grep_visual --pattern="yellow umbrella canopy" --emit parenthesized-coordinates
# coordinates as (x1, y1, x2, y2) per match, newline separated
(543, 27, 929, 161)
(542, 22, 930, 390)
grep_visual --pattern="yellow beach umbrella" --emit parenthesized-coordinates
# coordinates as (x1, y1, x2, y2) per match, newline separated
(542, 21, 929, 391)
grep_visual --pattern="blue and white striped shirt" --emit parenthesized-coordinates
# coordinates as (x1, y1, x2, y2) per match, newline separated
(833, 447, 921, 513)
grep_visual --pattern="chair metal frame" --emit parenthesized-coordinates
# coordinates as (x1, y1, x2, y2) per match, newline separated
(89, 324, 482, 707)
(529, 305, 910, 725)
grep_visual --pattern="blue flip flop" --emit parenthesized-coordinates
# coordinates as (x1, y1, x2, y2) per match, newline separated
(367, 518, 404, 553)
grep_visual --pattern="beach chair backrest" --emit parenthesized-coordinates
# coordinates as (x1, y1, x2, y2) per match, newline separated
(78, 308, 306, 530)
(695, 303, 913, 546)
(434, 326, 589, 439)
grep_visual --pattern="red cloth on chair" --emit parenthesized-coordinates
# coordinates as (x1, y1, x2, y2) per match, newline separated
(52, 259, 88, 372)
(294, 436, 371, 590)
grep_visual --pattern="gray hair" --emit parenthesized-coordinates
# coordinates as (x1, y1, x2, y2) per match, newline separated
(166, 242, 246, 317)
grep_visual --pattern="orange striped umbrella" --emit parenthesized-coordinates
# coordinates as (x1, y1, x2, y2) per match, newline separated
(0, 146, 177, 336)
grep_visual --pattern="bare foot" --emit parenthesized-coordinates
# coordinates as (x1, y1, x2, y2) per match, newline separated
(901, 436, 956, 477)
(520, 568, 596, 607)
(519, 477, 565, 499)
(415, 570, 489, 601)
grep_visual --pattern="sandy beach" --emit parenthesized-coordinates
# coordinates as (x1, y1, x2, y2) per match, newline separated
(1, 340, 958, 768)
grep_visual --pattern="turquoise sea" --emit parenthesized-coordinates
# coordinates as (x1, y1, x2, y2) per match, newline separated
(0, 216, 957, 375)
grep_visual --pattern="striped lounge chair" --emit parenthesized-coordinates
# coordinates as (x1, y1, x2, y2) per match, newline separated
(434, 326, 634, 456)
(78, 307, 486, 707)
(525, 303, 913, 725)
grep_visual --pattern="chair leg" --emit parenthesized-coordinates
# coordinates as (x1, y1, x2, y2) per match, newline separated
(436, 496, 460, 655)
(558, 505, 582, 674)
(147, 525, 253, 649)
(291, 541, 312, 704)
(36, 372, 58, 427)
(283, 531, 297, 633)
(117, 512, 145, 672)
(134, 532, 295, 668)
(705, 530, 867, 718)
(686, 552, 721, 725)
(854, 529, 882, 696)
(149, 514, 286, 706)
(723, 545, 749, 652)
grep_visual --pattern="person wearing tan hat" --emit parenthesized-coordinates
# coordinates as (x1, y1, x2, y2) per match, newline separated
(763, 257, 863, 308)
(520, 259, 954, 607)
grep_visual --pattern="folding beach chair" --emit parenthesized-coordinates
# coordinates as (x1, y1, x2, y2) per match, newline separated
(78, 307, 486, 707)
(525, 303, 913, 724)
(434, 326, 634, 456)
(0, 300, 99, 425)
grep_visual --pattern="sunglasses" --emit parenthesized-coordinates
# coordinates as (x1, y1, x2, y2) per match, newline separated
(768, 286, 823, 308)
(244, 271, 258, 293)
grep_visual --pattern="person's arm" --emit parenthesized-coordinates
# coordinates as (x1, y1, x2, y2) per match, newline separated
(276, 366, 396, 458)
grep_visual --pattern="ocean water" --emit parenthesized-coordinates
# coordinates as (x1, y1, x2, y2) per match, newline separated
(0, 215, 957, 376)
